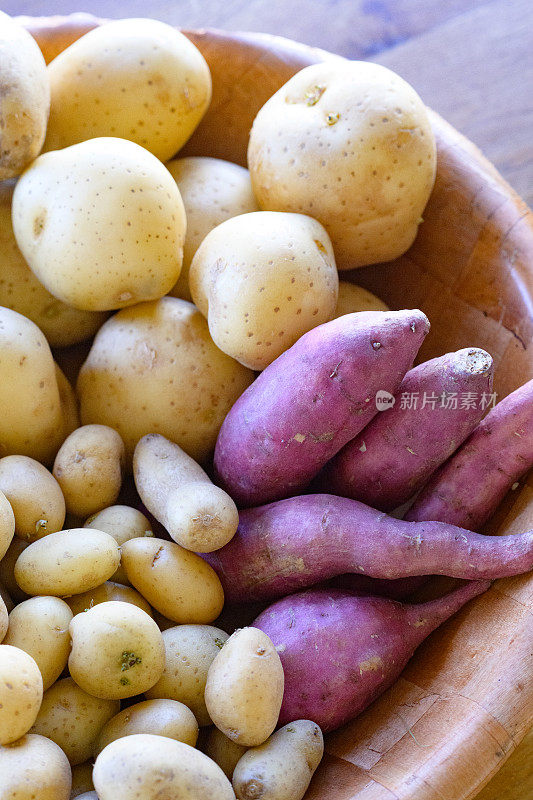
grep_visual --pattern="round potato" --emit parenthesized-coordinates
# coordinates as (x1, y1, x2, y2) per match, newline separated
(14, 528, 120, 597)
(68, 601, 165, 700)
(122, 537, 224, 624)
(45, 18, 211, 161)
(70, 762, 95, 798)
(84, 504, 153, 585)
(77, 297, 254, 465)
(203, 727, 248, 780)
(3, 596, 73, 690)
(66, 580, 153, 618)
(0, 733, 71, 800)
(190, 211, 338, 370)
(205, 627, 284, 746)
(333, 281, 389, 317)
(31, 677, 119, 766)
(0, 12, 50, 179)
(0, 536, 29, 603)
(166, 157, 259, 301)
(0, 645, 43, 745)
(146, 624, 229, 726)
(0, 456, 65, 542)
(0, 490, 15, 561)
(93, 734, 235, 800)
(248, 61, 436, 268)
(12, 137, 186, 312)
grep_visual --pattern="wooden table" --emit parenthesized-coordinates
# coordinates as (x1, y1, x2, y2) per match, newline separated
(6, 1, 533, 797)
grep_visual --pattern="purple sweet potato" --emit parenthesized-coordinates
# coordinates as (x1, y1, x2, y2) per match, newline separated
(254, 581, 490, 732)
(214, 310, 430, 507)
(406, 378, 533, 529)
(320, 348, 494, 511)
(204, 493, 533, 603)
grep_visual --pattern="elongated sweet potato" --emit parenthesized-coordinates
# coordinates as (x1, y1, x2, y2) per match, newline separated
(204, 494, 533, 603)
(214, 310, 430, 506)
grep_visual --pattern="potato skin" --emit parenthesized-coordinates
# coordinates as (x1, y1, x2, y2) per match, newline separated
(0, 595, 7, 642)
(66, 580, 153, 618)
(0, 456, 65, 542)
(203, 727, 248, 779)
(0, 490, 15, 562)
(333, 281, 389, 317)
(0, 733, 71, 800)
(84, 505, 153, 586)
(0, 645, 43, 745)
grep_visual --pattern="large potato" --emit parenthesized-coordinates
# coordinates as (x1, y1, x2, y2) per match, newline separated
(66, 580, 153, 618)
(84, 505, 153, 585)
(0, 645, 43, 745)
(45, 18, 211, 161)
(12, 137, 186, 312)
(166, 157, 259, 301)
(0, 734, 71, 800)
(0, 490, 15, 562)
(190, 211, 338, 370)
(0, 12, 49, 179)
(77, 297, 254, 465)
(0, 456, 65, 542)
(248, 61, 436, 268)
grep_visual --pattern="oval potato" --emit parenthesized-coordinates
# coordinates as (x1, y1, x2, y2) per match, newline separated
(0, 733, 71, 800)
(84, 504, 153, 585)
(66, 581, 153, 618)
(0, 456, 65, 542)
(0, 645, 43, 745)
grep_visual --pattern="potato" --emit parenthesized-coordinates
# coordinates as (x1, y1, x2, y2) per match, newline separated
(66, 581, 153, 618)
(166, 157, 259, 301)
(70, 762, 94, 799)
(248, 61, 437, 268)
(31, 677, 119, 765)
(0, 595, 7, 642)
(203, 727, 248, 780)
(0, 645, 43, 745)
(68, 601, 165, 699)
(205, 627, 284, 746)
(56, 364, 81, 438)
(333, 280, 389, 317)
(0, 490, 15, 561)
(0, 733, 71, 800)
(146, 624, 229, 726)
(77, 297, 254, 465)
(0, 536, 29, 603)
(190, 211, 338, 370)
(3, 596, 73, 690)
(232, 720, 324, 800)
(0, 12, 50, 179)
(45, 18, 211, 161)
(94, 698, 199, 757)
(12, 137, 186, 312)
(0, 456, 65, 542)
(84, 505, 153, 586)
(14, 528, 120, 597)
(53, 425, 125, 518)
(122, 537, 224, 624)
(93, 734, 235, 800)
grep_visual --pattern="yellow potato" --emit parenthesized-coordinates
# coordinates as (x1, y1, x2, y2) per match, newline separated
(0, 536, 29, 603)
(0, 645, 43, 745)
(12, 137, 186, 312)
(84, 505, 153, 586)
(45, 18, 211, 161)
(190, 211, 338, 370)
(203, 727, 248, 780)
(0, 12, 50, 179)
(66, 580, 153, 618)
(205, 627, 284, 746)
(248, 61, 436, 268)
(166, 157, 259, 301)
(31, 677, 119, 765)
(146, 624, 229, 726)
(232, 720, 324, 800)
(0, 490, 15, 561)
(78, 297, 254, 465)
(122, 537, 224, 624)
(0, 733, 71, 800)
(93, 734, 235, 800)
(3, 596, 73, 690)
(14, 528, 120, 597)
(68, 601, 165, 700)
(94, 698, 199, 757)
(333, 280, 389, 317)
(70, 762, 95, 798)
(134, 434, 238, 552)
(0, 456, 65, 542)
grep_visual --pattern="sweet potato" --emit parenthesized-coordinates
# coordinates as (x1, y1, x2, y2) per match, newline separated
(214, 310, 430, 506)
(320, 348, 493, 511)
(406, 378, 533, 528)
(204, 494, 533, 603)
(254, 582, 490, 731)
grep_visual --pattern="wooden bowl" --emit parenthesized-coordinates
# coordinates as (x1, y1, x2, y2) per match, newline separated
(19, 14, 533, 800)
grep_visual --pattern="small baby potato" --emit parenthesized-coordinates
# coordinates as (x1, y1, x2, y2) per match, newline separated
(333, 281, 389, 317)
(0, 594, 7, 642)
(12, 137, 186, 312)
(232, 720, 324, 800)
(146, 624, 229, 726)
(68, 601, 165, 700)
(53, 425, 126, 518)
(0, 456, 65, 542)
(0, 536, 29, 603)
(93, 698, 199, 757)
(0, 645, 43, 744)
(93, 734, 235, 800)
(205, 627, 284, 746)
(0, 733, 71, 800)
(166, 157, 259, 301)
(190, 211, 338, 370)
(66, 581, 153, 618)
(3, 596, 73, 690)
(203, 727, 248, 780)
(84, 504, 153, 585)
(0, 12, 50, 179)
(70, 762, 95, 798)
(0, 490, 15, 561)
(122, 537, 225, 624)
(134, 434, 238, 552)
(31, 677, 119, 765)
(45, 18, 211, 161)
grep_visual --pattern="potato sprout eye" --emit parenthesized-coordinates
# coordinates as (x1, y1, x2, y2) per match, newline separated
(305, 85, 326, 106)
(120, 651, 142, 671)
